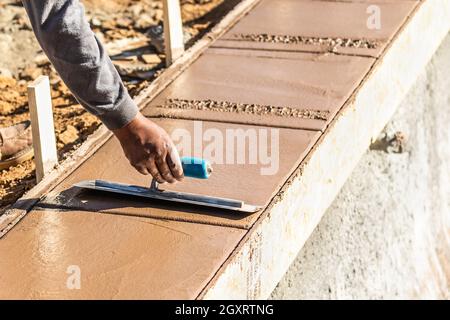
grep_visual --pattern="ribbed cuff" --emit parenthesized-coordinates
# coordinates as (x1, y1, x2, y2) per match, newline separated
(99, 94, 139, 130)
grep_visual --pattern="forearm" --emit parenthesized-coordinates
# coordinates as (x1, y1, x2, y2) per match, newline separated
(22, 0, 138, 130)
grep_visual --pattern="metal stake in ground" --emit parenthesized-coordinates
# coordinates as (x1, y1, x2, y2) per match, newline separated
(28, 75, 58, 183)
(163, 0, 185, 65)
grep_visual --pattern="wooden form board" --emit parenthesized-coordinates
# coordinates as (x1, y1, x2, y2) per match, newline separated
(27, 76, 58, 183)
(163, 0, 184, 65)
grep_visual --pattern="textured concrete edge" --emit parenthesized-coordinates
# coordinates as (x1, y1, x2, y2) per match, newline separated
(134, 0, 262, 107)
(0, 0, 262, 238)
(198, 0, 450, 299)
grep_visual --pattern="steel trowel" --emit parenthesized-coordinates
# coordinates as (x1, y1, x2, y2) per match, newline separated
(74, 157, 261, 213)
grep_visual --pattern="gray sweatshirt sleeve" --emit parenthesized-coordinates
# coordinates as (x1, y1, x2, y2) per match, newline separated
(22, 0, 139, 130)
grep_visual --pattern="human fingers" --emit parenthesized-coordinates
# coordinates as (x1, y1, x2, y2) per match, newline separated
(155, 154, 177, 184)
(146, 158, 165, 183)
(166, 146, 184, 181)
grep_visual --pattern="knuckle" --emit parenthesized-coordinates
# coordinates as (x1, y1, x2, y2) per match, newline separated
(132, 160, 145, 170)
(161, 172, 172, 179)
(148, 167, 159, 177)
(135, 166, 148, 175)
(154, 147, 166, 159)
(150, 170, 162, 179)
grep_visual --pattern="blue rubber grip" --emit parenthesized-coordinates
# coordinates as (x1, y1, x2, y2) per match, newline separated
(181, 157, 211, 179)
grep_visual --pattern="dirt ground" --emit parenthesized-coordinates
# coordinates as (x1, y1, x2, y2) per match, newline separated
(0, 0, 233, 209)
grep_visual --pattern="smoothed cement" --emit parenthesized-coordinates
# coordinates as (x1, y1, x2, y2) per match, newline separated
(271, 32, 450, 300)
(217, 0, 418, 57)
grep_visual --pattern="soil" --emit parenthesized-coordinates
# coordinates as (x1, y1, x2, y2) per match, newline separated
(0, 0, 232, 209)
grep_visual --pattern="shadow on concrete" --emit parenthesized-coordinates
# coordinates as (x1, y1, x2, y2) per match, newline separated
(37, 186, 253, 223)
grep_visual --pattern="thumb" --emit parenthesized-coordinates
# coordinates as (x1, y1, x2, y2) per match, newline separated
(166, 144, 184, 180)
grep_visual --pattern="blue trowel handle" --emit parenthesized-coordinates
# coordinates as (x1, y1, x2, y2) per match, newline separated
(181, 157, 212, 179)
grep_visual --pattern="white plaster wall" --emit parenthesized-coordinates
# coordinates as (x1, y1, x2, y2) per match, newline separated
(271, 33, 450, 300)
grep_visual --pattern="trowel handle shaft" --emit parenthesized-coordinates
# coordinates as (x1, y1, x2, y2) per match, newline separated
(181, 157, 212, 179)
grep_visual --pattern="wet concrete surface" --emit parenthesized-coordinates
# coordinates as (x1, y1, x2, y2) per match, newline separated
(215, 0, 418, 57)
(39, 118, 319, 229)
(143, 48, 374, 131)
(0, 209, 245, 299)
(0, 0, 421, 299)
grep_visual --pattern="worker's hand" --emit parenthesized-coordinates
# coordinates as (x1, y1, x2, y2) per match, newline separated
(112, 112, 184, 184)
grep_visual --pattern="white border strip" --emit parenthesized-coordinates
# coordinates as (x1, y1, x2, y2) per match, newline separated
(200, 0, 450, 299)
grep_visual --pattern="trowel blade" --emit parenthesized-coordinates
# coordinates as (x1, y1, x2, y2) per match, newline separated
(74, 180, 261, 213)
